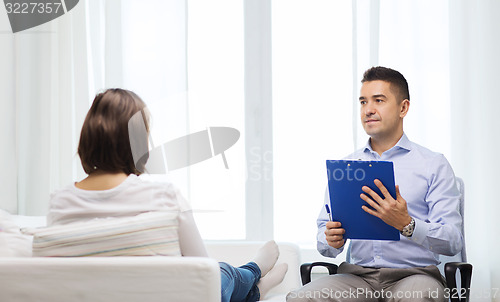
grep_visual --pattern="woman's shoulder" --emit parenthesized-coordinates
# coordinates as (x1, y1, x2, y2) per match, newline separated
(134, 174, 179, 191)
(49, 182, 79, 201)
(133, 174, 191, 212)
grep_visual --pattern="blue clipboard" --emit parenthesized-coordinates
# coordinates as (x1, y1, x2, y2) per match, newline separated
(326, 160, 400, 241)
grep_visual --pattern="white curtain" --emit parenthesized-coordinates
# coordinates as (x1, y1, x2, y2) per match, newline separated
(449, 1, 500, 299)
(0, 1, 92, 215)
(0, 0, 130, 215)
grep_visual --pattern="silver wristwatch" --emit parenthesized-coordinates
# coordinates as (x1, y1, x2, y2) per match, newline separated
(400, 217, 415, 237)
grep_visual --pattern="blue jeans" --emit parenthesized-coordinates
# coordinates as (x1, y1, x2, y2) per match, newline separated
(220, 261, 261, 302)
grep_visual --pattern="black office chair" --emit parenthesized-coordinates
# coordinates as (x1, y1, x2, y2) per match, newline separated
(300, 178, 472, 302)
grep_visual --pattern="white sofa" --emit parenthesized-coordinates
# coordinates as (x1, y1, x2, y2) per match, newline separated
(0, 215, 301, 302)
(0, 256, 221, 302)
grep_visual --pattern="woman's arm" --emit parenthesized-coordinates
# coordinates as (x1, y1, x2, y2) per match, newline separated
(177, 210, 209, 257)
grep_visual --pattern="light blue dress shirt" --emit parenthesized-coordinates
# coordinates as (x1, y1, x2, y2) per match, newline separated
(317, 133, 463, 268)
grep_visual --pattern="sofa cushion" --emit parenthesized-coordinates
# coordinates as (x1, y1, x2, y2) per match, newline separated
(23, 211, 181, 257)
(0, 210, 32, 257)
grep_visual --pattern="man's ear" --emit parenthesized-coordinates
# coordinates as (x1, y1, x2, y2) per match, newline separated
(400, 99, 410, 118)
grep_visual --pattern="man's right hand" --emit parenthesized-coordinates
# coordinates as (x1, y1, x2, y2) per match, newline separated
(324, 221, 345, 249)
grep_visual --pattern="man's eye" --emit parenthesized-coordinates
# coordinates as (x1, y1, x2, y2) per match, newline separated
(376, 99, 383, 103)
(360, 101, 366, 105)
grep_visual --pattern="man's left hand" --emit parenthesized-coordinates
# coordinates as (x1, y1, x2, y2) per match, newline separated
(360, 179, 411, 231)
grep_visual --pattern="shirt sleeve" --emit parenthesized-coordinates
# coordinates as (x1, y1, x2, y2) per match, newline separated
(172, 188, 208, 257)
(177, 210, 209, 257)
(409, 154, 463, 256)
(317, 187, 345, 258)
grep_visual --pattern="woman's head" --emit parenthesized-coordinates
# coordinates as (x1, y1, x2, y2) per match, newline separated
(78, 89, 150, 175)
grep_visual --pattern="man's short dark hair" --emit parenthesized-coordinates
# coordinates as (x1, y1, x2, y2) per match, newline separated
(78, 88, 149, 175)
(361, 66, 410, 102)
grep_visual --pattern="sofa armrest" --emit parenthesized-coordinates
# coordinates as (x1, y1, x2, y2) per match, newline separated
(0, 256, 221, 302)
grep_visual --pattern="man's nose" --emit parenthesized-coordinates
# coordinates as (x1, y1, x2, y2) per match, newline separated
(364, 103, 376, 116)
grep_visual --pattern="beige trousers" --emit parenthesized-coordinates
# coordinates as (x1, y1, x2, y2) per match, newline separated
(286, 262, 446, 302)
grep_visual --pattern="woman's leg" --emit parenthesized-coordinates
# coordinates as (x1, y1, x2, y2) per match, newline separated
(220, 261, 261, 302)
(219, 241, 286, 302)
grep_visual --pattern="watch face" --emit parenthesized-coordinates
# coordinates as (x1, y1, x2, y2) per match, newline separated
(401, 218, 415, 237)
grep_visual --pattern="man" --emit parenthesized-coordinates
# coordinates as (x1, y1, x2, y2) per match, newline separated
(287, 66, 463, 302)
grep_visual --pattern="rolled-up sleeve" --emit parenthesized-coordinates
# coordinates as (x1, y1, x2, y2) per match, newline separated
(410, 155, 463, 256)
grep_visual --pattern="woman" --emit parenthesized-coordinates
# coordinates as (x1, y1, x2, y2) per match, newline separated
(47, 88, 288, 302)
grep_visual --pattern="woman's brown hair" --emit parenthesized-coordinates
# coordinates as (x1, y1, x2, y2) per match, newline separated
(78, 89, 149, 175)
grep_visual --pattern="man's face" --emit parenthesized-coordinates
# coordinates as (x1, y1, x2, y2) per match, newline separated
(359, 80, 407, 139)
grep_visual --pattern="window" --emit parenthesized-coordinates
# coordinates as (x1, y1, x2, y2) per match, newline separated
(186, 0, 245, 240)
(121, 0, 245, 240)
(272, 0, 354, 247)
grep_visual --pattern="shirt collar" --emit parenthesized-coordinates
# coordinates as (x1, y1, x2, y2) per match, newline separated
(363, 132, 412, 153)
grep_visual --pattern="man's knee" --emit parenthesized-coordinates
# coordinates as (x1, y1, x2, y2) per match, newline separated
(387, 274, 446, 302)
(286, 274, 378, 302)
(286, 284, 330, 301)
